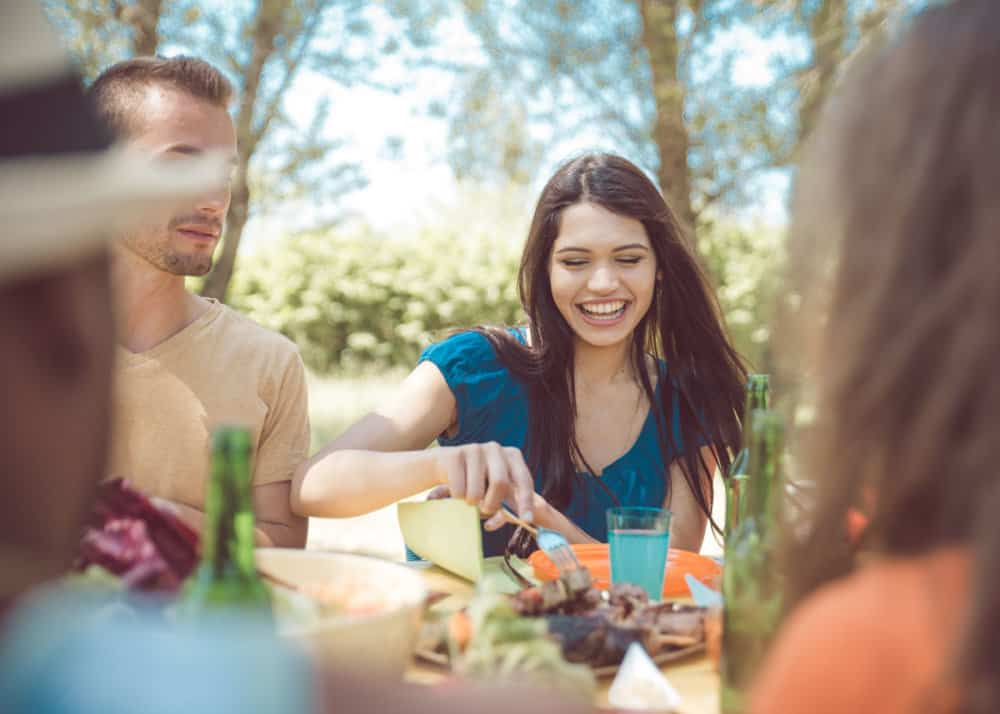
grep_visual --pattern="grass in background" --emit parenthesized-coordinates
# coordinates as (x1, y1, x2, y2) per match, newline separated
(307, 368, 408, 454)
(305, 369, 416, 560)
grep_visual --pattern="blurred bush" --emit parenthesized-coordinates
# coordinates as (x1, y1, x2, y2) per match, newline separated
(230, 225, 524, 373)
(230, 220, 782, 374)
(699, 219, 785, 373)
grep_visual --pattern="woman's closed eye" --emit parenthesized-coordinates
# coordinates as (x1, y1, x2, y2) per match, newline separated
(558, 256, 645, 268)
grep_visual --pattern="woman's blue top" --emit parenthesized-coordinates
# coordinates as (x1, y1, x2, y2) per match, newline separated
(414, 330, 693, 558)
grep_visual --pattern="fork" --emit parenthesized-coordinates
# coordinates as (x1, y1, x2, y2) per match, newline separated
(500, 506, 592, 593)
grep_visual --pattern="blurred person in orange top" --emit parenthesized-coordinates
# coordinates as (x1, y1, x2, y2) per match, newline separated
(749, 1, 1000, 713)
(87, 56, 309, 548)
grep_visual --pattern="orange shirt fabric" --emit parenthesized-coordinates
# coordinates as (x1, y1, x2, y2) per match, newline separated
(748, 548, 969, 714)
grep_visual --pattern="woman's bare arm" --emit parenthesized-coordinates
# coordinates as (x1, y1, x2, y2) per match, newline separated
(664, 445, 718, 552)
(291, 361, 535, 521)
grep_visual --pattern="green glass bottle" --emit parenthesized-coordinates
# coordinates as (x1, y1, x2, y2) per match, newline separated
(178, 425, 270, 615)
(720, 409, 785, 714)
(725, 374, 770, 539)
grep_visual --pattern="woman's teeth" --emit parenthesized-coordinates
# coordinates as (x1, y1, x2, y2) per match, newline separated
(579, 301, 627, 319)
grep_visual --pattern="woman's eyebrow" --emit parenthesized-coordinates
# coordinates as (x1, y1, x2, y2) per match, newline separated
(554, 243, 649, 254)
(612, 243, 650, 252)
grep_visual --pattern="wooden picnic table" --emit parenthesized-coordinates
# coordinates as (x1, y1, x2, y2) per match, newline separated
(404, 558, 720, 713)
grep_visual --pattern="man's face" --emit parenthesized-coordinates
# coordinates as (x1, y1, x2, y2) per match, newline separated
(120, 86, 238, 276)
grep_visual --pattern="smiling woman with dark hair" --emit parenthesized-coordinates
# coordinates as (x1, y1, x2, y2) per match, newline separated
(293, 153, 747, 556)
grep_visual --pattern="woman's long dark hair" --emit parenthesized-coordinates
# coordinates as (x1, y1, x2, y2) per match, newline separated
(779, 2, 1000, 712)
(477, 153, 746, 536)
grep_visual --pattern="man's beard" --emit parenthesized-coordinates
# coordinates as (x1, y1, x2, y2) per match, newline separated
(162, 250, 213, 276)
(122, 216, 222, 276)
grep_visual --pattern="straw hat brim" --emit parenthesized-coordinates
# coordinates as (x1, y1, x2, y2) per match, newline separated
(0, 145, 228, 282)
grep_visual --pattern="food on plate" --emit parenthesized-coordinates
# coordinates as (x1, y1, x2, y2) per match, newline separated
(397, 499, 483, 581)
(444, 587, 596, 698)
(270, 579, 402, 625)
(514, 580, 704, 667)
(419, 579, 706, 675)
(297, 581, 396, 617)
(75, 478, 199, 593)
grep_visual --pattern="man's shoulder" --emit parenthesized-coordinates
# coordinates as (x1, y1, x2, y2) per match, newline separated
(212, 304, 300, 358)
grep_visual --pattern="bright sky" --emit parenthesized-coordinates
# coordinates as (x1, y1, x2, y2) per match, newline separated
(233, 11, 797, 251)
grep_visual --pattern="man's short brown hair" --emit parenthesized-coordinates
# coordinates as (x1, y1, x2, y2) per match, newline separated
(88, 56, 233, 137)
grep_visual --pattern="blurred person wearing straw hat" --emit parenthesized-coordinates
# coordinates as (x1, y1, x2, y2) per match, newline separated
(86, 56, 309, 548)
(0, 0, 229, 611)
(0, 5, 594, 714)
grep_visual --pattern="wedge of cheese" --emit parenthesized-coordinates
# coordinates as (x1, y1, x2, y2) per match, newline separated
(398, 499, 483, 581)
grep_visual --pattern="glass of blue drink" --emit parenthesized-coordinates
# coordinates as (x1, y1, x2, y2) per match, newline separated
(607, 506, 672, 600)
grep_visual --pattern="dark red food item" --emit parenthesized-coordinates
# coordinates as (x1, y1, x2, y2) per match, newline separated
(511, 582, 705, 667)
(543, 614, 645, 667)
(75, 478, 199, 592)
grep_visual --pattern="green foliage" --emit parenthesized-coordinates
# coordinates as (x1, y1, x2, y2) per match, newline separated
(230, 225, 524, 373)
(230, 215, 780, 377)
(699, 219, 785, 373)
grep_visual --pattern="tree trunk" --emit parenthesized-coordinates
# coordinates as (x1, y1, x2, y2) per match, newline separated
(123, 0, 163, 56)
(204, 171, 250, 302)
(797, 0, 849, 144)
(638, 0, 696, 239)
(201, 0, 283, 302)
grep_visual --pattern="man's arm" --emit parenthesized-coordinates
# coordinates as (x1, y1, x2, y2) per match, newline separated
(152, 492, 303, 547)
(251, 345, 311, 547)
(253, 481, 306, 547)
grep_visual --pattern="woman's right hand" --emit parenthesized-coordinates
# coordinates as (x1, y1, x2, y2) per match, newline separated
(431, 442, 536, 529)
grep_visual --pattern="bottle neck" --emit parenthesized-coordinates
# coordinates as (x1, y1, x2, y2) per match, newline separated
(739, 376, 770, 452)
(201, 442, 257, 580)
(745, 411, 784, 531)
(726, 376, 770, 534)
(725, 474, 749, 538)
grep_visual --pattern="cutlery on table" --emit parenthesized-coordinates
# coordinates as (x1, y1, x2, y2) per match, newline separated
(499, 505, 592, 593)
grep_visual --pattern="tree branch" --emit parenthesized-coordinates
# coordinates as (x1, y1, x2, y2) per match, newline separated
(251, 3, 328, 147)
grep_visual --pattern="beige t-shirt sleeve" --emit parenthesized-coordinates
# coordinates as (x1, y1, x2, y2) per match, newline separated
(253, 347, 310, 487)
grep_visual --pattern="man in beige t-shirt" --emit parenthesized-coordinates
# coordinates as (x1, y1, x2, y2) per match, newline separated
(89, 56, 309, 547)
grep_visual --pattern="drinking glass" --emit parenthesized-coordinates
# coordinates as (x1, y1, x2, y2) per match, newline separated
(607, 506, 672, 600)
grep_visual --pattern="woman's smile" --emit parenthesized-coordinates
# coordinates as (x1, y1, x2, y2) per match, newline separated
(576, 299, 631, 326)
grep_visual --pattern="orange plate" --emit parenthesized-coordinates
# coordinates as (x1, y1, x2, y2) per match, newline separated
(527, 545, 720, 599)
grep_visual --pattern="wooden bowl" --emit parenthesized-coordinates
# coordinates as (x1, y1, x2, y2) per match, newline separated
(256, 548, 428, 679)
